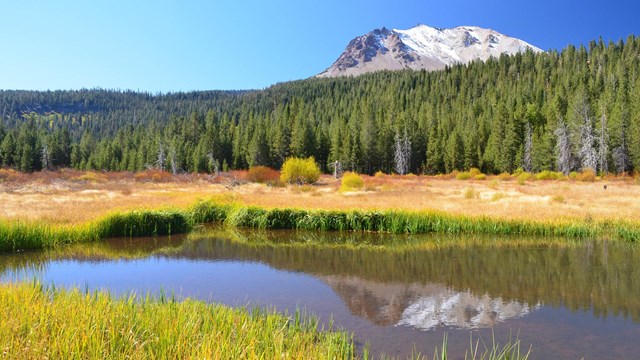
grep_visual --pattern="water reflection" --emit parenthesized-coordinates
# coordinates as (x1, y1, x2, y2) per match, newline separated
(2, 228, 640, 359)
(2, 228, 636, 325)
(398, 292, 535, 330)
(323, 275, 537, 331)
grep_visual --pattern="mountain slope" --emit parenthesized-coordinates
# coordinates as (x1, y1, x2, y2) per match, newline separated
(318, 24, 543, 77)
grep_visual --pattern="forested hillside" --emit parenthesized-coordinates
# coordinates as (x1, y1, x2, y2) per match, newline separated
(1, 36, 639, 175)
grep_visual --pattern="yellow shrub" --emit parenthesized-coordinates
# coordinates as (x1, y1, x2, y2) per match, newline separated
(75, 172, 107, 183)
(374, 171, 386, 178)
(280, 157, 321, 185)
(517, 172, 533, 185)
(340, 172, 364, 192)
(469, 168, 482, 176)
(456, 168, 483, 180)
(576, 169, 596, 182)
(536, 170, 564, 181)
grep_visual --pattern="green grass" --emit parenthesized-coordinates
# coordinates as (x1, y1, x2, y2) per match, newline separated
(0, 281, 354, 360)
(0, 281, 535, 360)
(432, 333, 531, 360)
(2, 198, 640, 253)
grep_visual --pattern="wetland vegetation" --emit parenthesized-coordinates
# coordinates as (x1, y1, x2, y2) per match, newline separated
(4, 228, 640, 358)
(2, 194, 640, 254)
(0, 281, 355, 360)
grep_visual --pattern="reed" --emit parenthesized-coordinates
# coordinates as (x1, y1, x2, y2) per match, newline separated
(431, 333, 531, 360)
(2, 198, 639, 253)
(94, 209, 192, 238)
(0, 281, 355, 360)
(0, 221, 96, 253)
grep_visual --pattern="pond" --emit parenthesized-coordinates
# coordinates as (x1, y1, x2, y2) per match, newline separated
(2, 227, 640, 359)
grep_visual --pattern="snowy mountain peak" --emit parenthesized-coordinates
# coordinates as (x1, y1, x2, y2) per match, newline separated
(318, 24, 542, 77)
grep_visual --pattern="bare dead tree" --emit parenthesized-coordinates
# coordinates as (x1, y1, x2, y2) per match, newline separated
(579, 113, 597, 171)
(329, 160, 343, 178)
(207, 152, 219, 176)
(554, 117, 572, 175)
(394, 129, 411, 175)
(523, 122, 533, 172)
(41, 143, 51, 170)
(156, 143, 166, 171)
(169, 147, 178, 175)
(598, 111, 609, 174)
(612, 115, 630, 174)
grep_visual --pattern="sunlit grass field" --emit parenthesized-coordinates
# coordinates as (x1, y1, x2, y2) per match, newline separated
(1, 169, 639, 226)
(2, 169, 640, 252)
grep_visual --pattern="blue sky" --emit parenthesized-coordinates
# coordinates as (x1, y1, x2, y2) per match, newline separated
(0, 0, 638, 92)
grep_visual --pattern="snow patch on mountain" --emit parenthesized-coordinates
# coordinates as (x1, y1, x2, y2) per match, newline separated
(318, 24, 542, 77)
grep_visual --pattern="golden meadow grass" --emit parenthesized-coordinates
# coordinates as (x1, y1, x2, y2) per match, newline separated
(0, 282, 355, 360)
(3, 170, 640, 226)
(2, 169, 640, 253)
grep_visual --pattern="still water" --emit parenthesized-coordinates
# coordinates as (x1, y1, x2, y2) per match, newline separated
(2, 228, 640, 359)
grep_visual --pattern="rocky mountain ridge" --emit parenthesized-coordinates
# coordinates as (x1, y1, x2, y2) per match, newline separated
(318, 24, 542, 77)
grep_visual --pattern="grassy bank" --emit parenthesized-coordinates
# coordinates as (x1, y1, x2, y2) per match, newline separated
(2, 198, 640, 252)
(0, 282, 354, 359)
(0, 282, 534, 360)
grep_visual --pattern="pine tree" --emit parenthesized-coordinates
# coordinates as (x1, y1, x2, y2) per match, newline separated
(444, 130, 464, 173)
(246, 125, 269, 167)
(1, 132, 15, 167)
(425, 122, 443, 174)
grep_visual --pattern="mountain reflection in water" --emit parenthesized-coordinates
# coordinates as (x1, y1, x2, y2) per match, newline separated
(323, 275, 537, 331)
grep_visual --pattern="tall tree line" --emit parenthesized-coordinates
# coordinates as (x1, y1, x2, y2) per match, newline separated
(1, 36, 640, 175)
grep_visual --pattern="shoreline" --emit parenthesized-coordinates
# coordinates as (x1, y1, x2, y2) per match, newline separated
(2, 198, 639, 253)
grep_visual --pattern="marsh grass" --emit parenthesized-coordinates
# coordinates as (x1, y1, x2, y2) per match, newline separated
(3, 197, 640, 253)
(0, 209, 192, 253)
(450, 332, 531, 360)
(0, 281, 355, 360)
(0, 280, 535, 360)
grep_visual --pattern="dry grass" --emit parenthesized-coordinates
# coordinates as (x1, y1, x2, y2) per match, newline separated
(1, 170, 640, 225)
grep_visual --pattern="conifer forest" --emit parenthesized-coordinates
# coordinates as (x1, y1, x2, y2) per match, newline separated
(1, 36, 639, 176)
